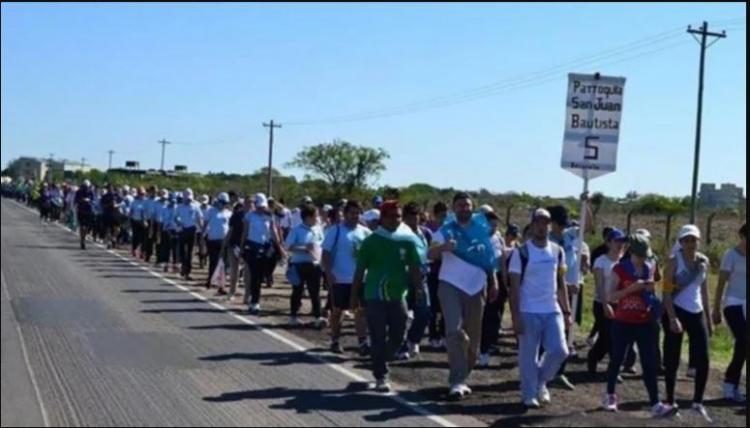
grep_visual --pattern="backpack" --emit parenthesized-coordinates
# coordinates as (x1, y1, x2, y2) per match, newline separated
(516, 241, 564, 290)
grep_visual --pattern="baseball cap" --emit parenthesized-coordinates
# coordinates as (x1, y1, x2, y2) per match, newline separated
(159, 189, 169, 198)
(199, 195, 209, 204)
(373, 195, 384, 206)
(302, 195, 313, 204)
(479, 204, 494, 214)
(678, 224, 701, 241)
(506, 223, 520, 237)
(254, 192, 269, 208)
(183, 188, 194, 200)
(635, 228, 652, 240)
(607, 228, 628, 242)
(217, 192, 230, 204)
(322, 204, 333, 212)
(362, 209, 380, 223)
(629, 233, 653, 258)
(531, 208, 552, 222)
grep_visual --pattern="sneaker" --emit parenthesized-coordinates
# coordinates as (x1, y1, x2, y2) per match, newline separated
(603, 394, 618, 412)
(429, 339, 443, 349)
(691, 403, 712, 423)
(248, 304, 260, 315)
(397, 349, 410, 361)
(343, 310, 354, 320)
(552, 374, 575, 391)
(477, 353, 491, 368)
(408, 341, 420, 356)
(374, 379, 391, 393)
(686, 367, 696, 379)
(722, 382, 746, 403)
(330, 341, 343, 354)
(651, 402, 675, 418)
(622, 366, 637, 375)
(459, 384, 472, 396)
(617, 375, 624, 384)
(358, 340, 371, 357)
(448, 384, 465, 401)
(288, 316, 300, 326)
(314, 317, 328, 329)
(407, 310, 415, 321)
(524, 398, 541, 409)
(538, 385, 551, 404)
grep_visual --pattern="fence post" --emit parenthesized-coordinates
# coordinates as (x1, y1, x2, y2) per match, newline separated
(706, 212, 718, 245)
(665, 213, 675, 248)
(626, 209, 637, 234)
(506, 204, 514, 227)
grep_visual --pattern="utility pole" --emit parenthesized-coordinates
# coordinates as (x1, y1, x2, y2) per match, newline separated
(80, 157, 87, 173)
(262, 120, 282, 197)
(107, 150, 115, 170)
(158, 139, 171, 172)
(687, 21, 726, 224)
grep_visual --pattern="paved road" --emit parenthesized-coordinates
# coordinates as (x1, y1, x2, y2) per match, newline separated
(0, 198, 479, 427)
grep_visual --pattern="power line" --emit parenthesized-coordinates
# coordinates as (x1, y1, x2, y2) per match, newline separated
(284, 25, 691, 126)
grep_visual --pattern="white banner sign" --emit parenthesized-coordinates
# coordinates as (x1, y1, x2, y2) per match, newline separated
(561, 73, 626, 179)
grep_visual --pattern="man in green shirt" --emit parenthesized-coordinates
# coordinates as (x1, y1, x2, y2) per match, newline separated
(352, 201, 421, 393)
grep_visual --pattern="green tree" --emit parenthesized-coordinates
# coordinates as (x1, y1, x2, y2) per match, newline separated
(286, 139, 389, 197)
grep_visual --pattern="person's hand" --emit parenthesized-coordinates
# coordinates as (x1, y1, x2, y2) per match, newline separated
(563, 313, 573, 328)
(512, 317, 524, 336)
(707, 319, 714, 337)
(487, 283, 499, 304)
(712, 311, 722, 326)
(604, 304, 615, 319)
(669, 317, 683, 334)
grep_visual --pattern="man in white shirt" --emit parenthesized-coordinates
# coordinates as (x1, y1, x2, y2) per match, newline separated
(509, 208, 572, 409)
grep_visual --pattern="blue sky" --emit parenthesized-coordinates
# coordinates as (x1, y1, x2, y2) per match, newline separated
(1, 3, 745, 197)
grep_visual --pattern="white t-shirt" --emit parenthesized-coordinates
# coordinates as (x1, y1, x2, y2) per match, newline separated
(433, 231, 487, 296)
(593, 253, 618, 303)
(673, 252, 706, 314)
(720, 248, 746, 308)
(509, 241, 565, 314)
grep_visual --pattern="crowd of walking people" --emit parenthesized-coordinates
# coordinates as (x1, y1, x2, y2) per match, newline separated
(1, 178, 745, 421)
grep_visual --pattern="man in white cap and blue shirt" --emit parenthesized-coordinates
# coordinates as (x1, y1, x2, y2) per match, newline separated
(176, 188, 203, 280)
(204, 192, 232, 292)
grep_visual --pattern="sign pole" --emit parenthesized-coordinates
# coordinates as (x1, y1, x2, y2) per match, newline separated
(568, 169, 588, 350)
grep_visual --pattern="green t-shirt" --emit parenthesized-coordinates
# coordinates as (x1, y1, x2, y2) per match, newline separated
(357, 233, 420, 301)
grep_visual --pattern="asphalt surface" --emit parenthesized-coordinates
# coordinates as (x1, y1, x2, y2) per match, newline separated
(0, 198, 481, 427)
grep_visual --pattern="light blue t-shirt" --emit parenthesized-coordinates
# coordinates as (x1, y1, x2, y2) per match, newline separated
(129, 198, 146, 221)
(204, 207, 232, 241)
(161, 205, 178, 231)
(322, 223, 371, 284)
(550, 227, 582, 285)
(285, 223, 324, 264)
(244, 211, 274, 244)
(176, 201, 203, 229)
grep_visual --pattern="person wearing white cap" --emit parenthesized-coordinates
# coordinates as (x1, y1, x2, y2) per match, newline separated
(175, 188, 204, 280)
(479, 204, 494, 214)
(712, 223, 746, 403)
(507, 207, 571, 408)
(241, 192, 285, 315)
(662, 224, 713, 422)
(203, 192, 232, 292)
(141, 185, 160, 263)
(153, 189, 171, 269)
(362, 208, 380, 231)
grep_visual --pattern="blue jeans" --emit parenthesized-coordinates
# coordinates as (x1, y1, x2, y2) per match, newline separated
(406, 279, 431, 345)
(518, 312, 569, 401)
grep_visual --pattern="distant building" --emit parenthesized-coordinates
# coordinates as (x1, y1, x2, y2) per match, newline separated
(699, 183, 745, 208)
(5, 157, 49, 181)
(48, 159, 93, 179)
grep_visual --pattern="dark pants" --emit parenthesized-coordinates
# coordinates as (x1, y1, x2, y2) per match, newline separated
(427, 271, 445, 341)
(131, 219, 145, 253)
(179, 227, 197, 276)
(406, 279, 431, 345)
(724, 305, 746, 386)
(157, 230, 176, 264)
(479, 273, 508, 354)
(587, 302, 638, 370)
(290, 263, 322, 318)
(663, 305, 709, 404)
(142, 221, 156, 262)
(366, 299, 408, 381)
(607, 320, 660, 406)
(207, 239, 224, 285)
(243, 241, 273, 305)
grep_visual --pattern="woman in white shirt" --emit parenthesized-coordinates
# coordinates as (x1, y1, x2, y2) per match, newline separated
(712, 224, 746, 402)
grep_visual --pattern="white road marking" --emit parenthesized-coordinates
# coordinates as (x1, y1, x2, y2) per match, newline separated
(7, 200, 461, 428)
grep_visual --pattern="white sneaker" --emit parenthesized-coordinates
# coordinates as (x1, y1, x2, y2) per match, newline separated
(408, 342, 420, 356)
(651, 402, 675, 418)
(477, 353, 491, 368)
(374, 379, 391, 393)
(314, 317, 328, 328)
(691, 403, 712, 423)
(586, 335, 597, 348)
(343, 310, 354, 320)
(449, 384, 465, 401)
(288, 316, 300, 326)
(524, 398, 541, 409)
(538, 385, 551, 404)
(459, 384, 472, 396)
(407, 310, 415, 321)
(397, 350, 411, 361)
(603, 394, 618, 412)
